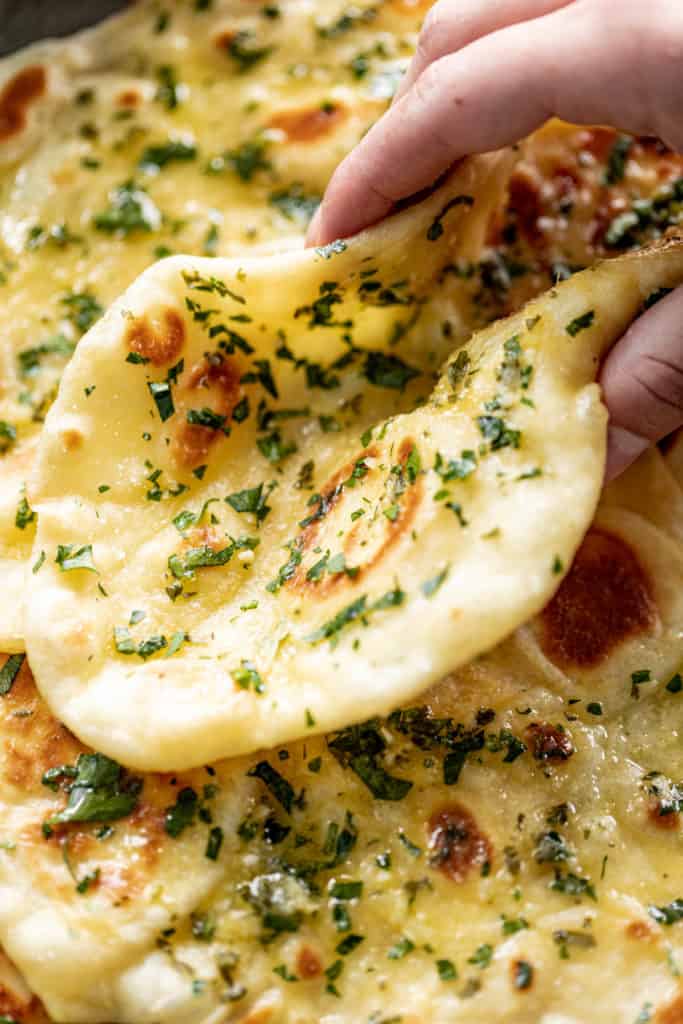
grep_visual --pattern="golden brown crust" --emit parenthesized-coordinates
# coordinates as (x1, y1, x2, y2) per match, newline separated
(126, 309, 186, 368)
(426, 804, 492, 883)
(0, 66, 46, 142)
(538, 529, 657, 668)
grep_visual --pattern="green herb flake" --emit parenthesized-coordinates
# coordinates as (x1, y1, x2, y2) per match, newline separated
(388, 936, 415, 960)
(148, 381, 175, 421)
(666, 673, 682, 694)
(206, 825, 224, 861)
(336, 934, 364, 956)
(139, 139, 197, 172)
(247, 760, 295, 813)
(56, 544, 97, 573)
(44, 753, 141, 826)
(15, 495, 35, 531)
(165, 787, 198, 837)
(604, 134, 633, 185)
(0, 654, 25, 696)
(226, 482, 273, 524)
(513, 960, 534, 990)
(565, 310, 595, 337)
(363, 351, 420, 391)
(468, 943, 493, 969)
(93, 181, 161, 236)
(421, 566, 449, 598)
(232, 660, 266, 694)
(648, 899, 683, 926)
(436, 958, 457, 981)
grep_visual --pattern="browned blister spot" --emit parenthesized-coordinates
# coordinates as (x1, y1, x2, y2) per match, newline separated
(525, 722, 574, 761)
(60, 429, 83, 452)
(538, 529, 657, 668)
(296, 945, 323, 979)
(173, 354, 242, 469)
(0, 983, 49, 1024)
(269, 103, 348, 143)
(117, 89, 141, 108)
(625, 919, 655, 941)
(290, 439, 422, 597)
(0, 658, 84, 793)
(0, 66, 46, 142)
(658, 990, 683, 1024)
(648, 801, 680, 831)
(214, 29, 237, 51)
(427, 803, 492, 883)
(126, 308, 185, 368)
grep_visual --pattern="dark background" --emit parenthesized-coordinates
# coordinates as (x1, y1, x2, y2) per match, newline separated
(0, 1, 127, 56)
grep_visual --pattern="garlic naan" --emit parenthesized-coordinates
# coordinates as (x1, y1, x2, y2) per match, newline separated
(27, 194, 683, 771)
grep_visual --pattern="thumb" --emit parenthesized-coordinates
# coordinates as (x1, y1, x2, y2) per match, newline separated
(600, 284, 683, 481)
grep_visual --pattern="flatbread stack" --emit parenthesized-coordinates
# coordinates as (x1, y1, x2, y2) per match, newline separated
(0, 2, 682, 1023)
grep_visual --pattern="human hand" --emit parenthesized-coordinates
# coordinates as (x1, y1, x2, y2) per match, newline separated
(307, 0, 683, 480)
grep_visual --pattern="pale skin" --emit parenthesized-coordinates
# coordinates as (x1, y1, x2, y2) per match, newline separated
(307, 0, 683, 481)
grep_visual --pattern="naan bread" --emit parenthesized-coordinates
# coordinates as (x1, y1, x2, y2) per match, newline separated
(2, 446, 683, 1024)
(0, 0, 434, 652)
(24, 223, 683, 771)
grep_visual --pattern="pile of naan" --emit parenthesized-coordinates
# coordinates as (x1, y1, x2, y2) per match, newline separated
(1, 2, 683, 1023)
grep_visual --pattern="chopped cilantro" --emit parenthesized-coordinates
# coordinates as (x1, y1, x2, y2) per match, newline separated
(232, 660, 266, 694)
(0, 421, 17, 454)
(61, 291, 103, 333)
(468, 944, 493, 968)
(436, 959, 457, 981)
(206, 826, 224, 861)
(337, 934, 364, 956)
(604, 134, 632, 185)
(269, 184, 320, 225)
(44, 753, 141, 826)
(0, 654, 24, 696)
(15, 495, 35, 531)
(257, 429, 297, 464)
(186, 407, 228, 431)
(363, 350, 420, 390)
(667, 673, 683, 694)
(165, 787, 198, 837)
(139, 138, 197, 171)
(328, 720, 413, 801)
(226, 482, 274, 524)
(55, 544, 97, 573)
(477, 415, 521, 451)
(550, 870, 597, 901)
(156, 65, 184, 109)
(565, 311, 595, 337)
(93, 181, 161, 236)
(649, 900, 683, 925)
(513, 960, 533, 990)
(388, 937, 415, 960)
(225, 31, 273, 73)
(248, 760, 295, 813)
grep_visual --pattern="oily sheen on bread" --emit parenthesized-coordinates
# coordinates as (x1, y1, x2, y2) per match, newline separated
(1, 444, 683, 1024)
(27, 157, 677, 772)
(0, 0, 435, 652)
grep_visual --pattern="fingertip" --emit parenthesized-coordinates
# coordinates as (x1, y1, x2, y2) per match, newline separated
(604, 424, 650, 483)
(305, 205, 323, 249)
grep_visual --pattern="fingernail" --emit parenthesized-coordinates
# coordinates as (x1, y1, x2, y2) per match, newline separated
(605, 424, 650, 482)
